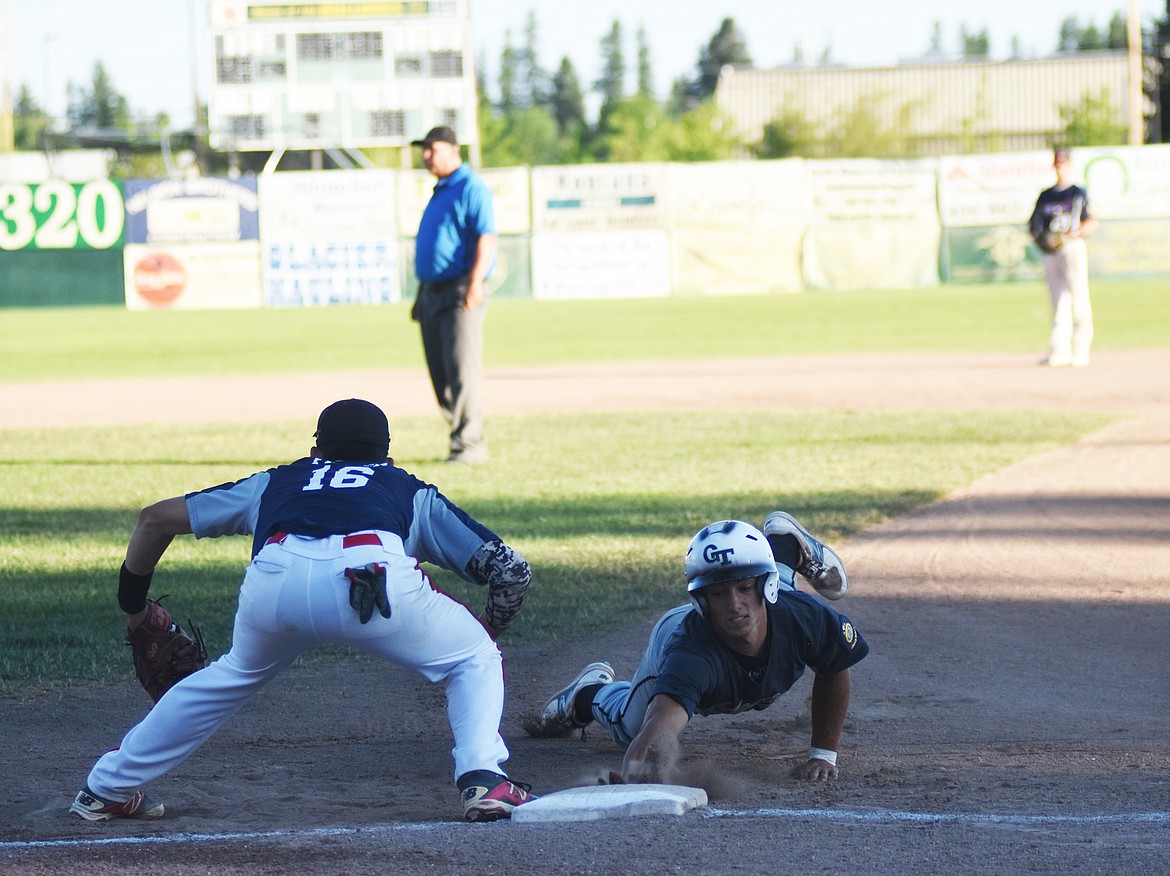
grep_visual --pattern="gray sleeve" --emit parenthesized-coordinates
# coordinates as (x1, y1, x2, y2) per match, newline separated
(185, 472, 268, 539)
(404, 486, 494, 583)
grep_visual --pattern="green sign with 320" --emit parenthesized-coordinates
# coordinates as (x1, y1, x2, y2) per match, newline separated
(0, 181, 125, 251)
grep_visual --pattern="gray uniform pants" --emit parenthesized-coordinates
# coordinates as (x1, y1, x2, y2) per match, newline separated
(591, 605, 692, 747)
(413, 276, 488, 459)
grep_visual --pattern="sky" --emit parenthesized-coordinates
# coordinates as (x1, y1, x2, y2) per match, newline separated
(3, 0, 1143, 127)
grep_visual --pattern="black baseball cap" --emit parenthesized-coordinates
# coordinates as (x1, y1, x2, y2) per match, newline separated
(314, 399, 390, 450)
(411, 125, 459, 147)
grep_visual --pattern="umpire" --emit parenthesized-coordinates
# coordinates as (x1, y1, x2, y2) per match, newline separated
(410, 126, 497, 465)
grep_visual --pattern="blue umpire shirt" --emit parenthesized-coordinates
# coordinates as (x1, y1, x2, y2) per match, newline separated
(414, 162, 497, 284)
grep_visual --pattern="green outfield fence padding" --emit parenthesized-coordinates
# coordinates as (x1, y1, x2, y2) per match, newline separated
(0, 249, 125, 307)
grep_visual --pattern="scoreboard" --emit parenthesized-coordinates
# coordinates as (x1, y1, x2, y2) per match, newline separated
(206, 0, 477, 151)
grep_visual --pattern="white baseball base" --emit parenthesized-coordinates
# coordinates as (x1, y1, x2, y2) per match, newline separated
(511, 783, 708, 823)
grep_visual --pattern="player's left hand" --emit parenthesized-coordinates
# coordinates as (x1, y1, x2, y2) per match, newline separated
(792, 756, 839, 782)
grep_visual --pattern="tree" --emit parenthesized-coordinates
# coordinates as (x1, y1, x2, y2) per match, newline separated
(66, 61, 131, 131)
(753, 107, 822, 159)
(515, 11, 551, 109)
(481, 105, 566, 167)
(550, 58, 587, 138)
(497, 32, 518, 115)
(636, 25, 654, 98)
(693, 18, 752, 102)
(589, 95, 741, 162)
(960, 24, 990, 58)
(1059, 88, 1128, 145)
(1057, 15, 1128, 53)
(1159, 0, 1170, 142)
(13, 85, 50, 151)
(594, 19, 626, 128)
(1106, 12, 1128, 50)
(929, 21, 944, 54)
(1079, 23, 1103, 50)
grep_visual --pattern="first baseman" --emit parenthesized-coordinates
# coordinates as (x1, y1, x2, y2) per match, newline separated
(531, 513, 867, 784)
(71, 398, 536, 823)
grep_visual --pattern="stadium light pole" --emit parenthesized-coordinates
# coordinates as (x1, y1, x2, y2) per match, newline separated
(1128, 0, 1143, 145)
(0, 0, 14, 153)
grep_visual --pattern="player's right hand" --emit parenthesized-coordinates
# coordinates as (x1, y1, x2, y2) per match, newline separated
(793, 757, 839, 782)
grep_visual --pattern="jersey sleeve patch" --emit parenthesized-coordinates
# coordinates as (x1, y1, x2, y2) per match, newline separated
(841, 620, 859, 650)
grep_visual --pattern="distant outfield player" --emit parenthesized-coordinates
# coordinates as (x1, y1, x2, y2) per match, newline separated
(530, 513, 868, 784)
(1028, 147, 1098, 367)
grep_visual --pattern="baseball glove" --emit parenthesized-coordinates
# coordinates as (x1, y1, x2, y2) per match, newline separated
(126, 598, 208, 703)
(1034, 230, 1064, 254)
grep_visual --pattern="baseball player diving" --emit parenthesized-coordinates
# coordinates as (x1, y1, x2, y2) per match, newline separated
(530, 513, 868, 783)
(70, 398, 536, 824)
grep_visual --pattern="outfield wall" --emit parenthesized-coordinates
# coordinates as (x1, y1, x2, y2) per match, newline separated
(2, 144, 1168, 308)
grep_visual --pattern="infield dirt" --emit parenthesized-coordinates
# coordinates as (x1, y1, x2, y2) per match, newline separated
(2, 349, 1168, 875)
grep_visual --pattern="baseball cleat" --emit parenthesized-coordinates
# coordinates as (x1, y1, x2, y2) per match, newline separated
(70, 787, 165, 821)
(461, 778, 536, 822)
(763, 511, 847, 600)
(534, 661, 615, 735)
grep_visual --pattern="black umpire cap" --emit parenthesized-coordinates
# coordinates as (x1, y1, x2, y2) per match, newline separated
(411, 126, 459, 147)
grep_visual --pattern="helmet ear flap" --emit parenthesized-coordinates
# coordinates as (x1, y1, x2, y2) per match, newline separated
(760, 566, 795, 604)
(690, 593, 707, 618)
(760, 570, 780, 604)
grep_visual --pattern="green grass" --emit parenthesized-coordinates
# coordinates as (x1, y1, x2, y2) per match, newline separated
(0, 409, 1112, 692)
(1, 280, 1160, 692)
(1, 279, 1167, 381)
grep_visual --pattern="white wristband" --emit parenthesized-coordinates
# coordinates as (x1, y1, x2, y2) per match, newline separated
(809, 747, 838, 766)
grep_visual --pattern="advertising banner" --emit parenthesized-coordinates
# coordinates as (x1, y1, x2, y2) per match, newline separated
(806, 158, 938, 225)
(666, 160, 805, 295)
(123, 242, 263, 310)
(532, 230, 671, 299)
(400, 234, 532, 301)
(1087, 218, 1170, 277)
(938, 151, 1057, 228)
(396, 165, 531, 238)
(1077, 144, 1170, 220)
(123, 177, 260, 243)
(804, 225, 941, 290)
(0, 180, 124, 250)
(940, 226, 1044, 284)
(259, 169, 400, 306)
(531, 163, 668, 233)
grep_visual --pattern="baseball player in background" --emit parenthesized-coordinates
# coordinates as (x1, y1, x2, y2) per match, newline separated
(530, 513, 867, 784)
(70, 398, 536, 824)
(1028, 147, 1098, 367)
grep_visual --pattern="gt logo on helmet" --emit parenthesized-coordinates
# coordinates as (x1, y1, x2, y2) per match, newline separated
(703, 544, 734, 565)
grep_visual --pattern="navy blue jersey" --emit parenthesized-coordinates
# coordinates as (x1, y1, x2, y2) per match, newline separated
(1029, 184, 1091, 238)
(185, 457, 497, 583)
(649, 591, 868, 718)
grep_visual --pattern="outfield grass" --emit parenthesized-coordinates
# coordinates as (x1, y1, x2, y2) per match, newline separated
(1, 281, 1160, 692)
(0, 409, 1112, 692)
(1, 279, 1167, 382)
